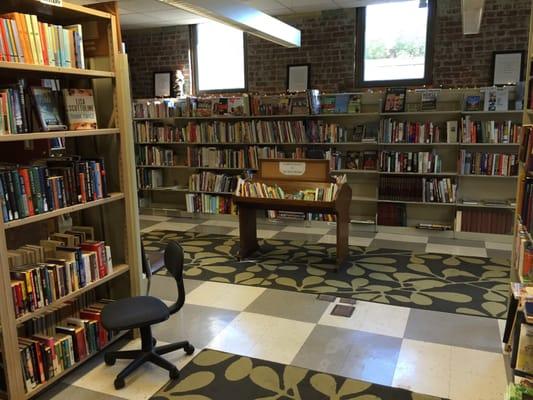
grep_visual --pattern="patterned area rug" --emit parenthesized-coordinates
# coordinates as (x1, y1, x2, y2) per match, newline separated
(151, 349, 446, 400)
(142, 231, 510, 319)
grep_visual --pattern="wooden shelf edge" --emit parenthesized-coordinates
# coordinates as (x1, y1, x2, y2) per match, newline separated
(377, 199, 456, 206)
(16, 265, 130, 325)
(0, 61, 114, 78)
(0, 129, 120, 142)
(4, 193, 125, 229)
(132, 112, 380, 121)
(24, 330, 129, 399)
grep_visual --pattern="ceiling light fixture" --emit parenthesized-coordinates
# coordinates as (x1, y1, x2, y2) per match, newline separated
(158, 0, 301, 48)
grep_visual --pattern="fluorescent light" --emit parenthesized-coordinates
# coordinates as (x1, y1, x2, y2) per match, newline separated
(462, 0, 485, 35)
(158, 0, 301, 48)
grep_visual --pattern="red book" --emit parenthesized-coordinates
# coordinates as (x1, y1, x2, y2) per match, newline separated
(32, 334, 57, 376)
(18, 168, 35, 216)
(80, 241, 107, 278)
(0, 20, 10, 62)
(38, 22, 48, 65)
(79, 309, 107, 348)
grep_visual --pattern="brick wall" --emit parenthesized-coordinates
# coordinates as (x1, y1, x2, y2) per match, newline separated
(433, 0, 531, 87)
(123, 0, 531, 98)
(123, 26, 191, 99)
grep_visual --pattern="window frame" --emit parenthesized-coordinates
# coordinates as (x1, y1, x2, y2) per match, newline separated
(355, 0, 436, 88)
(191, 23, 248, 95)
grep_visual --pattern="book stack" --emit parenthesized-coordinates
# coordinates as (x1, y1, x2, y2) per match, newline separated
(185, 193, 236, 215)
(134, 122, 181, 143)
(0, 158, 108, 223)
(306, 121, 351, 143)
(460, 118, 521, 143)
(188, 172, 239, 193)
(459, 150, 518, 176)
(9, 227, 112, 319)
(137, 146, 177, 167)
(251, 94, 309, 116)
(191, 95, 250, 117)
(136, 169, 163, 189)
(455, 209, 513, 234)
(133, 98, 189, 119)
(252, 120, 307, 143)
(17, 298, 114, 393)
(380, 119, 448, 143)
(379, 151, 442, 173)
(377, 203, 406, 226)
(0, 13, 85, 68)
(379, 176, 456, 203)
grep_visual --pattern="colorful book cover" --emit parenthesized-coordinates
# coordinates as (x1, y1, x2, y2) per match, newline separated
(30, 86, 66, 131)
(62, 88, 97, 130)
(464, 95, 482, 111)
(348, 94, 362, 113)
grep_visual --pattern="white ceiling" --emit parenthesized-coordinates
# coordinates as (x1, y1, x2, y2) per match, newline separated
(70, 0, 408, 30)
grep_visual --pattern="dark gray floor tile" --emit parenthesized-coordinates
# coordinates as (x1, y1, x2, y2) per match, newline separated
(245, 290, 330, 323)
(368, 239, 427, 252)
(188, 225, 235, 235)
(271, 232, 325, 242)
(140, 220, 161, 230)
(152, 303, 239, 348)
(486, 249, 512, 260)
(292, 325, 402, 386)
(35, 382, 127, 400)
(427, 236, 485, 248)
(404, 309, 502, 353)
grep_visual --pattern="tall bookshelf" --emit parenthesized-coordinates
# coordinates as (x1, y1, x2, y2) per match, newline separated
(0, 1, 140, 398)
(134, 88, 521, 240)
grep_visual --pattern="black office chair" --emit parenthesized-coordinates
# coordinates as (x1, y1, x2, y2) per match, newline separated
(102, 241, 195, 389)
(141, 240, 165, 295)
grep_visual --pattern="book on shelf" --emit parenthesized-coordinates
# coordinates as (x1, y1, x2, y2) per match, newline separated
(379, 176, 456, 203)
(383, 87, 406, 113)
(62, 88, 97, 130)
(319, 93, 362, 114)
(137, 168, 163, 189)
(379, 151, 442, 173)
(516, 324, 533, 375)
(455, 209, 513, 234)
(0, 13, 86, 68)
(250, 93, 310, 116)
(189, 172, 239, 193)
(464, 95, 482, 111)
(133, 98, 190, 119)
(185, 193, 236, 215)
(380, 119, 449, 143)
(192, 95, 250, 117)
(483, 86, 509, 112)
(458, 150, 518, 176)
(137, 145, 177, 167)
(446, 121, 458, 143)
(514, 221, 533, 282)
(460, 117, 521, 143)
(30, 86, 67, 132)
(416, 223, 451, 230)
(417, 89, 440, 111)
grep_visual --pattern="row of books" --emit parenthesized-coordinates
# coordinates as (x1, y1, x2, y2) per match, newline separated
(136, 146, 178, 167)
(9, 227, 112, 318)
(184, 193, 236, 215)
(187, 146, 293, 169)
(327, 150, 377, 171)
(460, 118, 521, 143)
(136, 168, 163, 189)
(379, 151, 442, 173)
(458, 151, 518, 176)
(0, 157, 108, 223)
(519, 178, 533, 234)
(134, 122, 182, 144)
(379, 119, 456, 144)
(189, 172, 238, 194)
(133, 98, 189, 119)
(0, 13, 85, 68)
(17, 299, 113, 393)
(514, 221, 533, 282)
(0, 79, 97, 134)
(235, 179, 344, 203)
(378, 177, 456, 203)
(455, 209, 513, 234)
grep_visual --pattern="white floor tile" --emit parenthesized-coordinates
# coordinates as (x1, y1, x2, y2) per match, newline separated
(318, 234, 373, 247)
(449, 347, 507, 400)
(281, 226, 330, 235)
(207, 312, 315, 365)
(485, 241, 512, 251)
(201, 220, 239, 228)
(142, 221, 197, 233)
(139, 215, 171, 222)
(392, 339, 451, 398)
(375, 232, 428, 244)
(425, 243, 487, 257)
(318, 301, 410, 338)
(226, 229, 278, 239)
(70, 339, 196, 400)
(186, 281, 265, 311)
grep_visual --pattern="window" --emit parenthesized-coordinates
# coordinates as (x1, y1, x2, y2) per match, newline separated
(356, 0, 434, 86)
(194, 21, 246, 92)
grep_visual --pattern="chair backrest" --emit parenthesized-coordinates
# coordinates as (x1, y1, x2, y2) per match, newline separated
(141, 240, 152, 279)
(163, 240, 186, 315)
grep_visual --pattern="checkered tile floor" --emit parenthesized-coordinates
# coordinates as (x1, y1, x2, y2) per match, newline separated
(35, 215, 512, 400)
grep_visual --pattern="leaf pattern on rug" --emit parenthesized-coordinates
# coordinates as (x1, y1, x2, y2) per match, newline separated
(150, 349, 446, 400)
(143, 231, 510, 319)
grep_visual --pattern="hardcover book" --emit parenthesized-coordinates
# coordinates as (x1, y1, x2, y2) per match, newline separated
(383, 87, 406, 112)
(464, 95, 482, 111)
(30, 86, 66, 131)
(62, 88, 97, 130)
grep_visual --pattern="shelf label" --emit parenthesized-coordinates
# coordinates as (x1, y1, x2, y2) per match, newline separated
(39, 0, 63, 6)
(279, 162, 306, 176)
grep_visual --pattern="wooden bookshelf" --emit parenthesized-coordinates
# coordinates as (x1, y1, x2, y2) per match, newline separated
(0, 3, 141, 399)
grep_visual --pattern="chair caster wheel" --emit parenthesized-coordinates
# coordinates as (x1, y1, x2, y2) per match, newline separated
(114, 377, 125, 390)
(169, 367, 180, 380)
(184, 344, 195, 355)
(104, 354, 116, 366)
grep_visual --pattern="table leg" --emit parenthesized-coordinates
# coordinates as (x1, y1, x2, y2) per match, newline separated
(336, 212, 349, 271)
(503, 295, 519, 345)
(238, 206, 259, 259)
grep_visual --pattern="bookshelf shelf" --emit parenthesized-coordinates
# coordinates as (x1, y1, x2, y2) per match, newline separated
(133, 112, 380, 122)
(24, 330, 129, 399)
(351, 196, 377, 202)
(381, 110, 461, 116)
(139, 188, 234, 196)
(332, 169, 379, 174)
(0, 129, 120, 142)
(459, 143, 519, 147)
(380, 142, 456, 147)
(461, 110, 523, 115)
(136, 165, 257, 171)
(458, 174, 517, 179)
(16, 264, 130, 325)
(457, 203, 515, 209)
(137, 165, 192, 169)
(0, 61, 115, 78)
(136, 141, 378, 147)
(3, 192, 125, 229)
(377, 199, 456, 206)
(380, 171, 458, 176)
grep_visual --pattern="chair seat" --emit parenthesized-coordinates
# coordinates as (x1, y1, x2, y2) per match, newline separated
(102, 296, 170, 331)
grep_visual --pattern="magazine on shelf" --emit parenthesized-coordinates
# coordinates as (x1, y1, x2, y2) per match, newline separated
(62, 88, 97, 130)
(30, 86, 67, 131)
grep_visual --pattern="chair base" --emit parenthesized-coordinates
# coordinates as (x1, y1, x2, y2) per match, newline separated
(105, 326, 194, 389)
